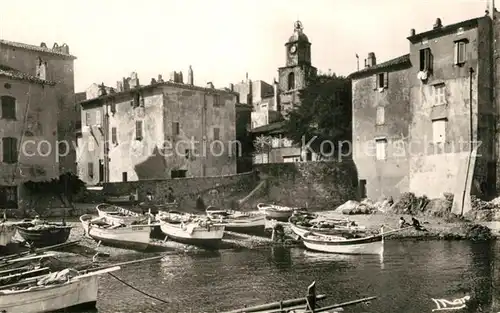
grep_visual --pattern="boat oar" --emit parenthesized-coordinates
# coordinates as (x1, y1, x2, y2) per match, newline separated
(222, 295, 327, 313)
(77, 255, 166, 271)
(0, 253, 56, 265)
(0, 267, 49, 281)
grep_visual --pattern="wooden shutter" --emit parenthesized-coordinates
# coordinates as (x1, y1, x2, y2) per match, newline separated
(374, 74, 378, 90)
(383, 72, 389, 88)
(111, 127, 117, 144)
(1, 96, 16, 119)
(458, 41, 466, 63)
(135, 121, 143, 139)
(453, 42, 459, 65)
(88, 162, 93, 178)
(10, 138, 17, 163)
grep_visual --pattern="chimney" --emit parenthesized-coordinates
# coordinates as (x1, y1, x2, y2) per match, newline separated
(116, 81, 124, 92)
(40, 42, 47, 48)
(178, 71, 184, 84)
(206, 82, 214, 89)
(157, 74, 164, 83)
(366, 52, 376, 67)
(245, 72, 249, 82)
(170, 71, 177, 82)
(247, 79, 253, 105)
(410, 28, 416, 36)
(59, 43, 69, 54)
(187, 65, 194, 85)
(151, 78, 157, 84)
(123, 77, 130, 91)
(98, 83, 107, 97)
(129, 72, 139, 88)
(433, 18, 442, 29)
(229, 83, 234, 92)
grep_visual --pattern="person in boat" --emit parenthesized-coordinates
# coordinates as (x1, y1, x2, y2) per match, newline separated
(411, 216, 427, 231)
(166, 187, 176, 203)
(146, 191, 153, 202)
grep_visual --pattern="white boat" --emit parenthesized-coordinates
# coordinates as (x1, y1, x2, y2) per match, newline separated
(0, 266, 119, 313)
(96, 203, 147, 226)
(257, 203, 304, 222)
(301, 231, 384, 255)
(206, 207, 266, 235)
(80, 214, 152, 251)
(289, 217, 367, 238)
(0, 223, 17, 247)
(158, 212, 225, 249)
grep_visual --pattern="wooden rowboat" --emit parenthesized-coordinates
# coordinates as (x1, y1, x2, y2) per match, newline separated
(289, 216, 367, 238)
(80, 215, 152, 251)
(0, 266, 119, 313)
(158, 212, 225, 249)
(257, 203, 304, 222)
(16, 222, 72, 248)
(206, 207, 266, 236)
(96, 203, 147, 226)
(301, 227, 411, 255)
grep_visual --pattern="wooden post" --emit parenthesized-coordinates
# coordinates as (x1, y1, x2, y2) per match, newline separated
(306, 281, 316, 312)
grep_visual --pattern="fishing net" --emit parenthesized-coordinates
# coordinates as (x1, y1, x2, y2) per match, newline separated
(36, 268, 80, 286)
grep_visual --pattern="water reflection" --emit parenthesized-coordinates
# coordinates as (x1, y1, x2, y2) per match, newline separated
(269, 246, 292, 269)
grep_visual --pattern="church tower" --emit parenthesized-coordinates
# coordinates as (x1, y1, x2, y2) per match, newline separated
(278, 20, 317, 114)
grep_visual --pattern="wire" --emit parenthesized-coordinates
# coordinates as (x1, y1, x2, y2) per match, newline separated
(107, 271, 169, 304)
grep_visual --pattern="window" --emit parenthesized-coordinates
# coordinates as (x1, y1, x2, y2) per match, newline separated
(454, 40, 467, 65)
(432, 119, 447, 144)
(376, 106, 385, 125)
(88, 139, 95, 152)
(173, 122, 180, 136)
(95, 110, 102, 126)
(122, 172, 127, 182)
(133, 93, 140, 107)
(419, 48, 432, 72)
(2, 137, 17, 164)
(85, 112, 91, 126)
(376, 73, 388, 89)
(434, 85, 446, 106)
(98, 160, 104, 182)
(88, 162, 94, 178)
(213, 127, 220, 140)
(213, 94, 222, 107)
(282, 138, 293, 147)
(0, 186, 17, 208)
(135, 120, 143, 140)
(1, 96, 16, 120)
(110, 102, 116, 114)
(171, 170, 187, 178)
(111, 127, 117, 144)
(287, 72, 295, 90)
(375, 138, 387, 160)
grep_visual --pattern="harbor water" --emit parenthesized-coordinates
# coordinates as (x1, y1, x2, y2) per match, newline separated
(93, 240, 499, 313)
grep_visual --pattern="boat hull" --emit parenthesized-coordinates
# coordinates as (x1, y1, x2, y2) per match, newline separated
(96, 204, 144, 226)
(265, 210, 294, 222)
(159, 222, 224, 249)
(0, 275, 98, 313)
(16, 224, 71, 248)
(289, 222, 366, 238)
(81, 216, 150, 251)
(0, 223, 16, 246)
(209, 213, 266, 235)
(302, 234, 383, 255)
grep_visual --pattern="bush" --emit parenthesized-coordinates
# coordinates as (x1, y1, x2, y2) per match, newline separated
(389, 192, 430, 215)
(460, 223, 492, 241)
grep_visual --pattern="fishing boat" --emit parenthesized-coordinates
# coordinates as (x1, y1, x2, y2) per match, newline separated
(257, 203, 304, 222)
(0, 266, 119, 313)
(96, 203, 148, 226)
(16, 221, 72, 248)
(289, 215, 367, 238)
(80, 215, 152, 251)
(206, 207, 266, 235)
(0, 223, 17, 247)
(158, 212, 225, 249)
(301, 227, 408, 255)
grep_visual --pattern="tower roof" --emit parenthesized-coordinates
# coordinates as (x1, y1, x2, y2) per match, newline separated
(288, 20, 309, 43)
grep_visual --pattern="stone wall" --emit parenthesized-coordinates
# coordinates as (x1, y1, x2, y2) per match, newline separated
(102, 171, 256, 211)
(254, 160, 358, 210)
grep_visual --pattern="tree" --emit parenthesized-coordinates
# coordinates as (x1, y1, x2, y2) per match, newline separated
(24, 172, 86, 216)
(253, 135, 272, 162)
(283, 73, 352, 156)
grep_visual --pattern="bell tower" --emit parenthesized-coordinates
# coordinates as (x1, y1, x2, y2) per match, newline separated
(278, 21, 317, 114)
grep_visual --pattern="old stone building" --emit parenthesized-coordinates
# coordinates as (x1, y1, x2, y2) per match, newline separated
(351, 9, 500, 215)
(247, 20, 318, 164)
(0, 40, 78, 175)
(0, 64, 58, 210)
(78, 70, 239, 185)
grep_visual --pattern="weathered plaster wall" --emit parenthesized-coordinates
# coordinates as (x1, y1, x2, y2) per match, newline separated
(0, 43, 77, 174)
(255, 161, 358, 210)
(78, 104, 105, 185)
(108, 91, 165, 182)
(407, 23, 485, 198)
(0, 78, 59, 185)
(352, 65, 411, 200)
(103, 171, 255, 211)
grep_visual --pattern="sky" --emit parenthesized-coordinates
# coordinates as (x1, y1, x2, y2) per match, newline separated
(0, 0, 490, 92)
